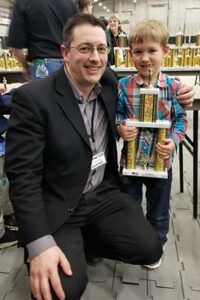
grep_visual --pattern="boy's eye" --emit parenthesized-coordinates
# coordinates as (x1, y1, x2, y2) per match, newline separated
(149, 49, 157, 53)
(133, 50, 142, 54)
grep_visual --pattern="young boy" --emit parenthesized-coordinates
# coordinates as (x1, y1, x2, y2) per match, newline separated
(116, 19, 188, 267)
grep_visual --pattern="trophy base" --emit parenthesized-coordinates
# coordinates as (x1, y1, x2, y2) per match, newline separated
(122, 167, 168, 179)
(126, 119, 171, 128)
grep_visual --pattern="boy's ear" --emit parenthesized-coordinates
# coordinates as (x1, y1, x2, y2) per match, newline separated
(163, 45, 170, 57)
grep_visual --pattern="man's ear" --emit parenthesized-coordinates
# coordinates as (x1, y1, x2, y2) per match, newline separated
(61, 44, 69, 63)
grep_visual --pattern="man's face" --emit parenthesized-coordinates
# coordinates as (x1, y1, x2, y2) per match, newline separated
(61, 24, 108, 93)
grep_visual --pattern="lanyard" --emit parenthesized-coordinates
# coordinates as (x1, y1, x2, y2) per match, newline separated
(91, 100, 96, 143)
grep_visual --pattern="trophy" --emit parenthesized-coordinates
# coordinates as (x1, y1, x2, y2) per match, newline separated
(123, 66, 170, 178)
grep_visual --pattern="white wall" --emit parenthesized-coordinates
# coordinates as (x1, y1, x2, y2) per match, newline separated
(0, 0, 11, 37)
(94, 0, 200, 37)
(0, 0, 200, 39)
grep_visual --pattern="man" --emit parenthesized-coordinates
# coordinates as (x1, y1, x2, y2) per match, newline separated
(5, 14, 194, 300)
(8, 0, 77, 80)
(76, 0, 94, 14)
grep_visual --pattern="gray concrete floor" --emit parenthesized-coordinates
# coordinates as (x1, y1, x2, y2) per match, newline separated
(0, 81, 200, 300)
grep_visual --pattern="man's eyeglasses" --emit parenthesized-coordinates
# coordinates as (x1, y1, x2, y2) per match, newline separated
(67, 46, 111, 55)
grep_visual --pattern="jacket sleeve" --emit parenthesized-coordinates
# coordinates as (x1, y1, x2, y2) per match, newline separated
(168, 82, 188, 149)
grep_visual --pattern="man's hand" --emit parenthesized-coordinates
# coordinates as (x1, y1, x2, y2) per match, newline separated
(30, 246, 72, 300)
(156, 138, 175, 160)
(117, 124, 138, 141)
(176, 79, 194, 108)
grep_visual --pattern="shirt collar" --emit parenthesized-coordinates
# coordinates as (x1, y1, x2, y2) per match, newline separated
(135, 71, 167, 88)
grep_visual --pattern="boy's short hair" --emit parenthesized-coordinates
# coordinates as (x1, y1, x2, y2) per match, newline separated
(128, 19, 169, 49)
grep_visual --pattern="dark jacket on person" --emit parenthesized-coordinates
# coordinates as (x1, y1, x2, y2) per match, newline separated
(5, 67, 120, 245)
(106, 28, 128, 66)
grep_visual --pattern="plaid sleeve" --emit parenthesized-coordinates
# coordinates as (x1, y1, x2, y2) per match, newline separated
(167, 82, 188, 149)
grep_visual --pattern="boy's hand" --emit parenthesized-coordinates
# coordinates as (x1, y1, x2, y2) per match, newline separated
(156, 138, 175, 159)
(117, 124, 138, 141)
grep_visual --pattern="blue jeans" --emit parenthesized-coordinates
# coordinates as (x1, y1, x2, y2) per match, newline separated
(120, 168, 172, 244)
(30, 58, 64, 80)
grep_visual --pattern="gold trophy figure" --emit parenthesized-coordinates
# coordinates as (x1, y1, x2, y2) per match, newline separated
(139, 66, 159, 122)
(196, 32, 200, 46)
(140, 152, 150, 171)
(3, 76, 7, 91)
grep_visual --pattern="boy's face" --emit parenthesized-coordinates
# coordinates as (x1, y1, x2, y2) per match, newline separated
(130, 40, 169, 83)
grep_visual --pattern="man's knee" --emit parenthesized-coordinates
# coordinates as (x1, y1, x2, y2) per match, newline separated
(141, 234, 162, 264)
(56, 264, 88, 300)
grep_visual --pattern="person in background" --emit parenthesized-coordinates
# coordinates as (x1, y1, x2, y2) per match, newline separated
(116, 19, 188, 269)
(76, 0, 93, 14)
(5, 14, 163, 300)
(0, 90, 18, 249)
(7, 0, 77, 81)
(106, 14, 128, 65)
(100, 17, 109, 29)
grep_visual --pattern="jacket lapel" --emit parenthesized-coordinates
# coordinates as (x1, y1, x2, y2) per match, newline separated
(54, 67, 90, 148)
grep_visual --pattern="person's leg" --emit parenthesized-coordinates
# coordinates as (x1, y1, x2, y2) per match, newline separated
(30, 59, 64, 80)
(27, 225, 88, 300)
(44, 58, 64, 74)
(0, 156, 18, 248)
(0, 156, 6, 238)
(120, 175, 143, 203)
(145, 168, 172, 245)
(84, 186, 162, 266)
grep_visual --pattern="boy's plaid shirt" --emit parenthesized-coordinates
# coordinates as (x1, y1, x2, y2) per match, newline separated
(117, 72, 188, 170)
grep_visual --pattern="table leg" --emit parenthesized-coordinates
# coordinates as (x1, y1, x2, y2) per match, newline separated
(193, 110, 199, 219)
(179, 142, 184, 193)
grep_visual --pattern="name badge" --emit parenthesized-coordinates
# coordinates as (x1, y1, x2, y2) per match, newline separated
(91, 152, 106, 170)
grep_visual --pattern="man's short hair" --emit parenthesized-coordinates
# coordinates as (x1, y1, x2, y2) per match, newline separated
(129, 19, 169, 49)
(75, 0, 93, 11)
(63, 13, 106, 47)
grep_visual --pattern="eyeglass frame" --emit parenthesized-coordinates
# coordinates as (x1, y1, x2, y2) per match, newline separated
(66, 45, 111, 55)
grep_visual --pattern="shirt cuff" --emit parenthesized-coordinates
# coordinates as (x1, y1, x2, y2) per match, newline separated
(26, 235, 56, 262)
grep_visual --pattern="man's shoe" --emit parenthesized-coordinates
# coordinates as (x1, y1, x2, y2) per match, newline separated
(4, 213, 18, 231)
(144, 257, 162, 270)
(0, 229, 18, 249)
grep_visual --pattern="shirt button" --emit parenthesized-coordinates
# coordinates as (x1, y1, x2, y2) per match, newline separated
(67, 207, 74, 213)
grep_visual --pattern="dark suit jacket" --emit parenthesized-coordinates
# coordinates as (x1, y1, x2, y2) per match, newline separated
(5, 66, 120, 245)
